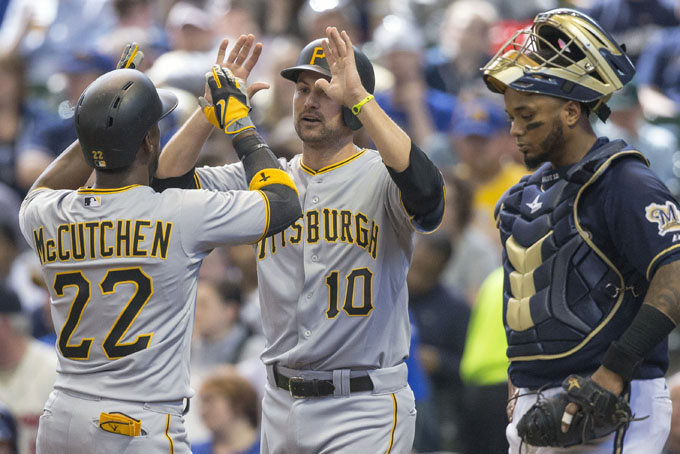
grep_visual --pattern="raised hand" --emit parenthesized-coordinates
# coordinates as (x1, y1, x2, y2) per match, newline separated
(205, 35, 269, 102)
(199, 65, 254, 136)
(316, 27, 368, 108)
(117, 42, 144, 69)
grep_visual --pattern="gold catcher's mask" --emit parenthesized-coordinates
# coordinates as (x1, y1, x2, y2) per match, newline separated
(482, 8, 635, 122)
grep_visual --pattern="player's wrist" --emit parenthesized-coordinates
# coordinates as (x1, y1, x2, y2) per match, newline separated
(602, 304, 675, 383)
(601, 341, 643, 384)
(232, 128, 257, 143)
(347, 90, 371, 110)
(224, 117, 255, 135)
(590, 367, 624, 396)
(351, 94, 375, 116)
(233, 131, 271, 162)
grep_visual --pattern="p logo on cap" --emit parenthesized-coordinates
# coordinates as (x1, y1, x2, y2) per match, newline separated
(309, 47, 325, 65)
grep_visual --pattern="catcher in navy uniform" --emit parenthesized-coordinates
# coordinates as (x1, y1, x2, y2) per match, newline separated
(482, 8, 680, 453)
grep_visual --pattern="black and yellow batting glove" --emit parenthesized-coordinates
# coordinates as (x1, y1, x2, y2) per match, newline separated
(117, 42, 144, 69)
(198, 65, 255, 135)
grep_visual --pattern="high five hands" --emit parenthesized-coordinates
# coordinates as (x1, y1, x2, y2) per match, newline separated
(204, 34, 270, 103)
(315, 27, 369, 109)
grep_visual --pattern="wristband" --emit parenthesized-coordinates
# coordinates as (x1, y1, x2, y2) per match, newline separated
(233, 132, 271, 161)
(601, 341, 643, 383)
(352, 95, 375, 115)
(601, 304, 676, 381)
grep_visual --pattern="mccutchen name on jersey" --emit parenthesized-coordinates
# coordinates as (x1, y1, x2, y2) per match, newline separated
(31, 219, 173, 264)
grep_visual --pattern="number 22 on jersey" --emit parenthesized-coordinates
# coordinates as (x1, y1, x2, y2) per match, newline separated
(53, 267, 153, 360)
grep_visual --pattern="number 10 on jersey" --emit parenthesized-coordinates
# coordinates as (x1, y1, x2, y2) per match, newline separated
(325, 267, 374, 318)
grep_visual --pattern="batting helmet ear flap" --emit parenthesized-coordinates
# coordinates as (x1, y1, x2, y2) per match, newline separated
(342, 107, 362, 130)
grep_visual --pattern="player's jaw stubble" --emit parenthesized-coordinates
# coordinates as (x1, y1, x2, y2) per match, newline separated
(294, 115, 347, 150)
(523, 118, 566, 170)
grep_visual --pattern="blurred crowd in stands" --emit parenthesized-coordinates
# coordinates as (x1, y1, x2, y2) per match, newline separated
(3, 0, 680, 453)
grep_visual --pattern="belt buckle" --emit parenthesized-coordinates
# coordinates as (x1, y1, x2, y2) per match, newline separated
(288, 377, 307, 398)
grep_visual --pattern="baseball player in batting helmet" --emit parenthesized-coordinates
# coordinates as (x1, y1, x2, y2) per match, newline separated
(280, 37, 376, 131)
(19, 43, 301, 453)
(152, 28, 446, 453)
(483, 8, 680, 452)
(75, 68, 177, 169)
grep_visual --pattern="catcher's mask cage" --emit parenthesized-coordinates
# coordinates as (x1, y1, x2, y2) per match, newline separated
(76, 68, 178, 169)
(482, 8, 635, 122)
(281, 38, 376, 131)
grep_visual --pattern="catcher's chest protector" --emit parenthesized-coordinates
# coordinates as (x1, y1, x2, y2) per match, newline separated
(497, 140, 647, 360)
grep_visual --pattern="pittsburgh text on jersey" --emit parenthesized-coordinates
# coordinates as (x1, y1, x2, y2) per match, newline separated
(31, 219, 173, 264)
(257, 208, 379, 259)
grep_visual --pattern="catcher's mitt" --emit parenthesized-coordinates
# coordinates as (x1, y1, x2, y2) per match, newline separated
(516, 374, 635, 447)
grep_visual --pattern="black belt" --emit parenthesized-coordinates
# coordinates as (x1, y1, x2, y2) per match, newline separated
(274, 370, 373, 398)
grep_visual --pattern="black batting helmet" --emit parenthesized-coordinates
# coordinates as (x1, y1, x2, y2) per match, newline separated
(281, 38, 375, 131)
(75, 68, 178, 169)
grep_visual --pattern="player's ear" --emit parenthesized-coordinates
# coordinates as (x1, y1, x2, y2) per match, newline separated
(140, 124, 160, 152)
(562, 100, 582, 128)
(138, 124, 159, 164)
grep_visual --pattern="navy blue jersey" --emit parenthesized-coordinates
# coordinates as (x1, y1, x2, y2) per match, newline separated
(508, 138, 680, 388)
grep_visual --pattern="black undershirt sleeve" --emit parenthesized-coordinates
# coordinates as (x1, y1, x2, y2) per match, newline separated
(386, 141, 445, 231)
(260, 184, 302, 236)
(151, 169, 199, 191)
(233, 132, 283, 180)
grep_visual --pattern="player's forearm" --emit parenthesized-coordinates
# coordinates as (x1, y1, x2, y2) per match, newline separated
(601, 260, 680, 383)
(233, 131, 282, 183)
(156, 107, 213, 179)
(29, 140, 92, 191)
(644, 260, 680, 323)
(353, 96, 411, 171)
(233, 130, 301, 234)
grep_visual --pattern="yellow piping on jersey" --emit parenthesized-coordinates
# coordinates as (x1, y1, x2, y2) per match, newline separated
(300, 150, 366, 175)
(251, 190, 271, 245)
(78, 185, 142, 194)
(165, 414, 174, 454)
(646, 244, 680, 281)
(385, 393, 398, 454)
(193, 171, 202, 189)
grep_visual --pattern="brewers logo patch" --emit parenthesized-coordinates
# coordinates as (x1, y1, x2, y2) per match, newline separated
(645, 201, 680, 236)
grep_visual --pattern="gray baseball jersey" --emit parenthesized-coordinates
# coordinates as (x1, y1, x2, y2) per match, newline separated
(19, 184, 269, 402)
(195, 149, 438, 370)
